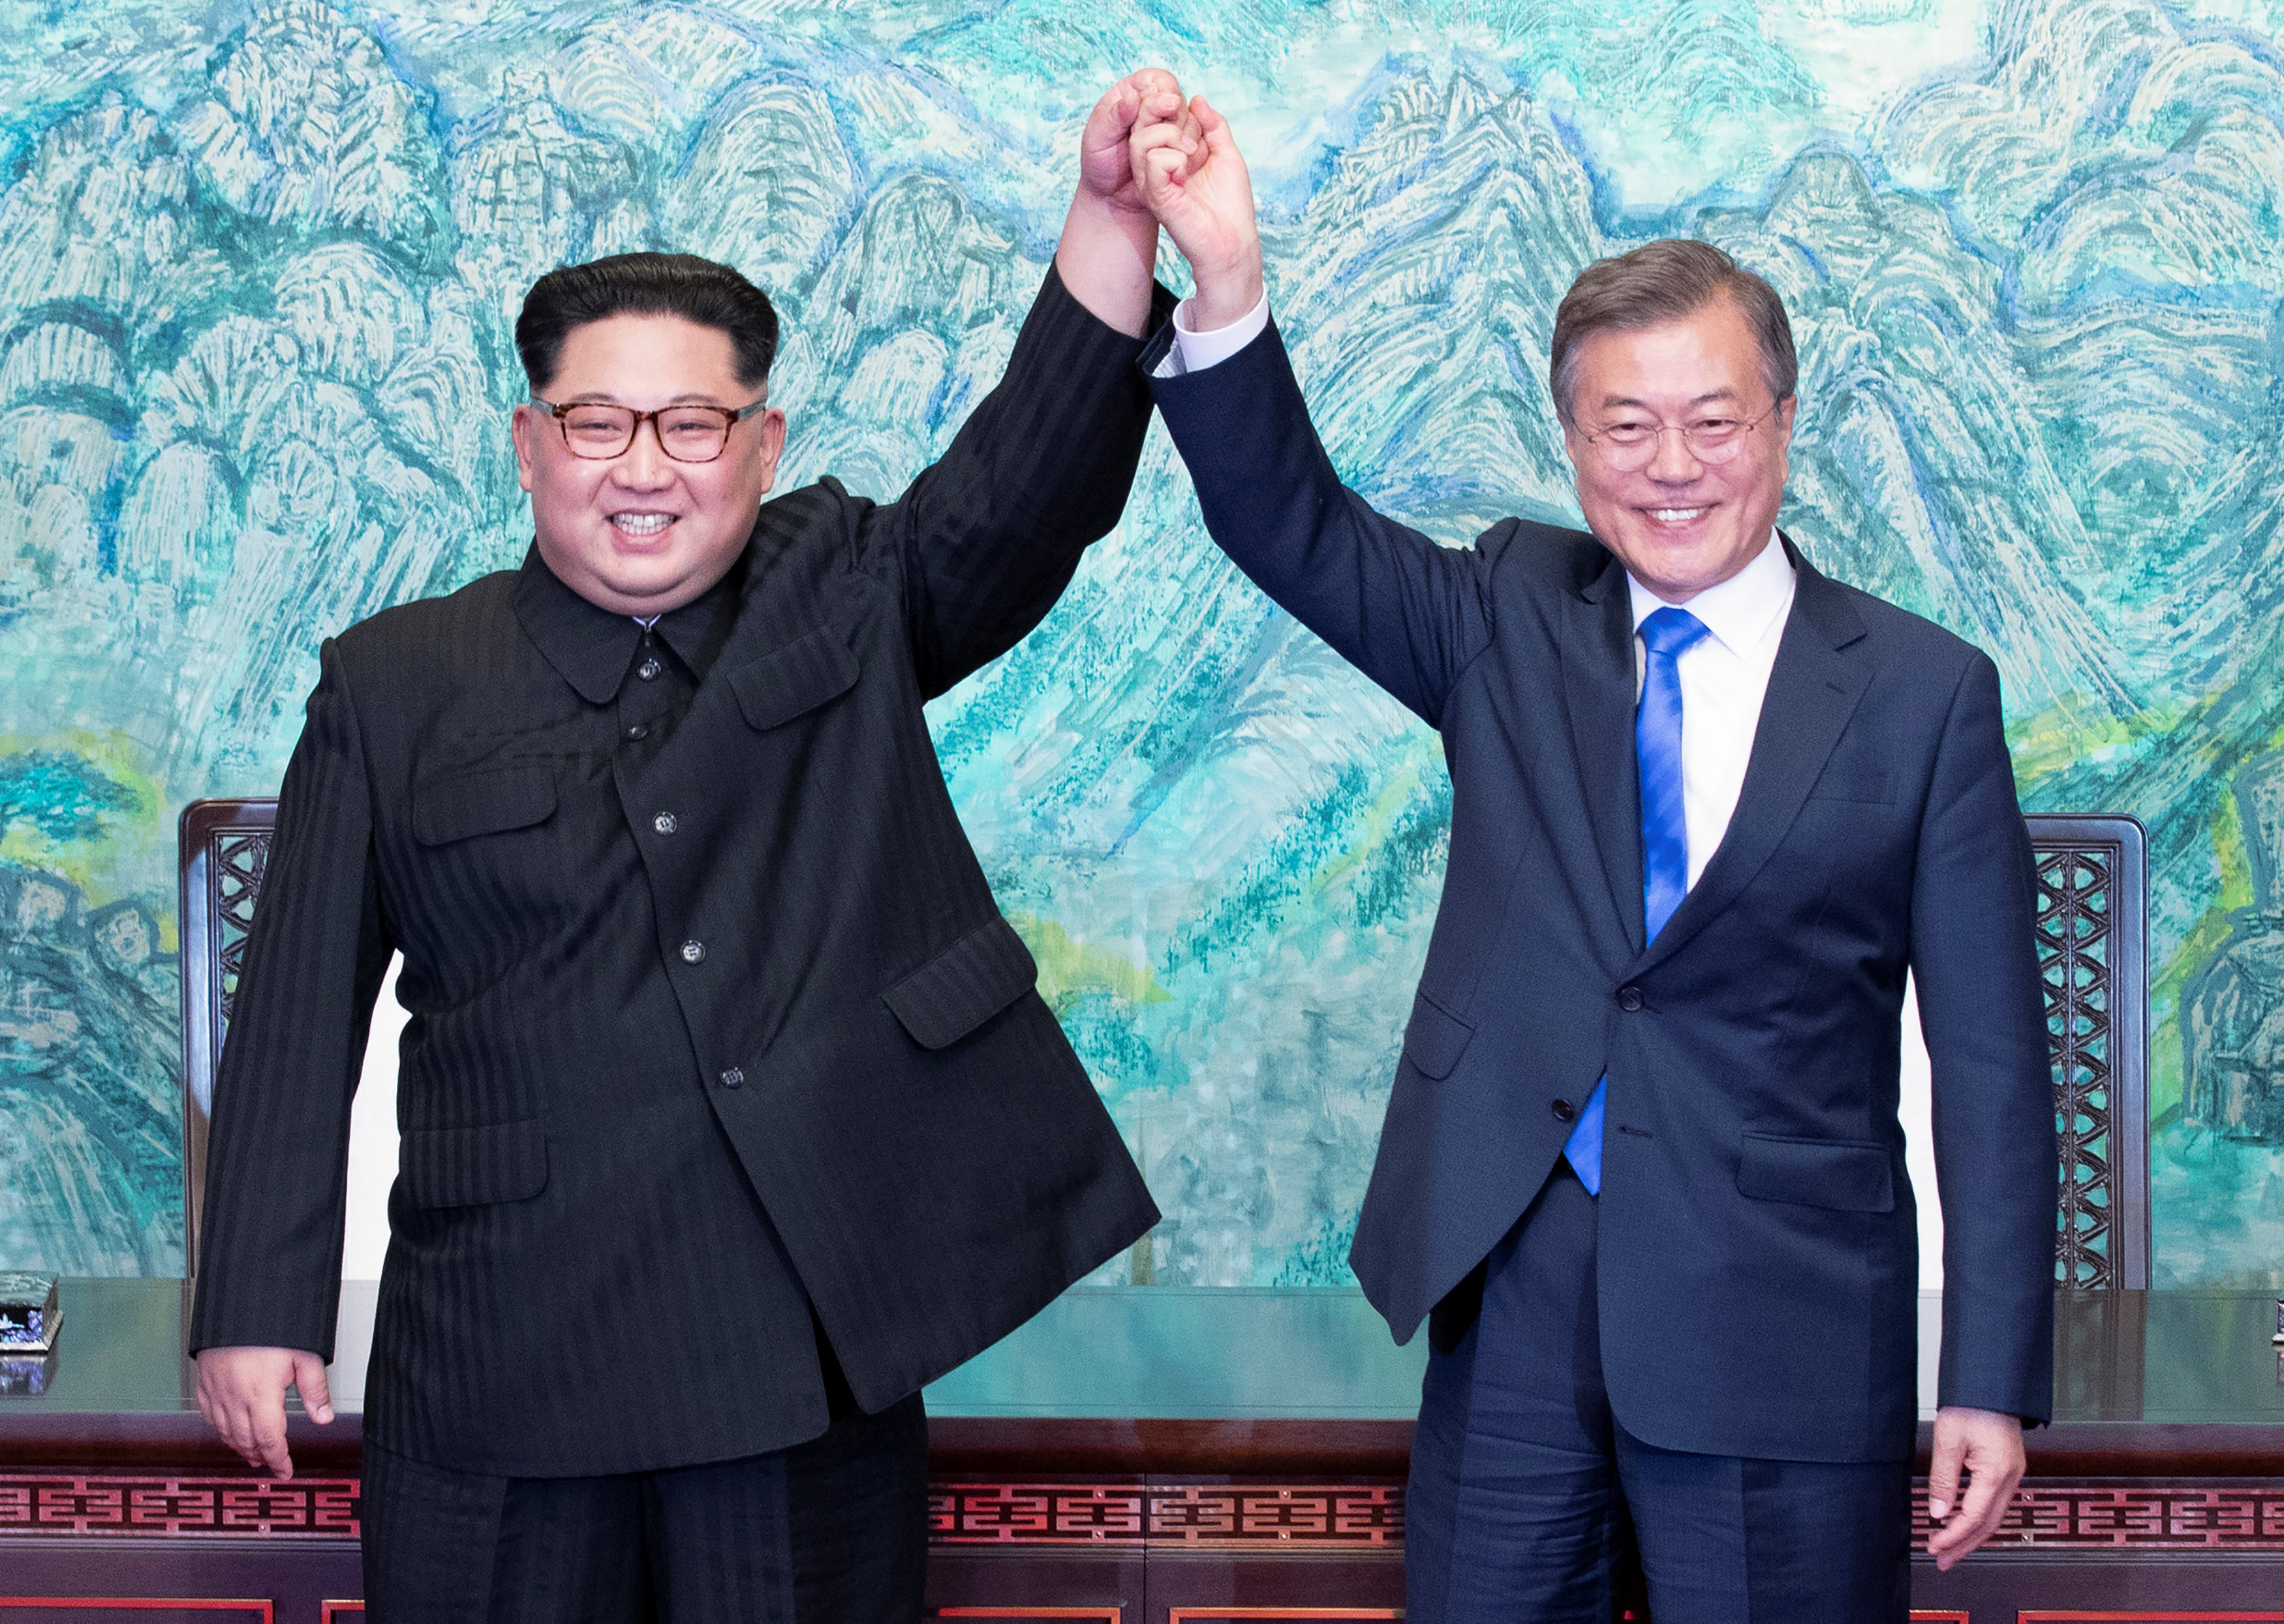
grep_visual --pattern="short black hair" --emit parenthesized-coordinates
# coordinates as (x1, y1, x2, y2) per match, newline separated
(1549, 239, 1797, 427)
(515, 252, 780, 394)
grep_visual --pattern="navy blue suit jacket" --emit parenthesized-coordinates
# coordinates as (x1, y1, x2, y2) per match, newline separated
(1147, 319, 2056, 1464)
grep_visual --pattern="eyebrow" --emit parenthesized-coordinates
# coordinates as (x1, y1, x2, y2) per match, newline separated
(554, 391, 737, 406)
(1597, 386, 1745, 412)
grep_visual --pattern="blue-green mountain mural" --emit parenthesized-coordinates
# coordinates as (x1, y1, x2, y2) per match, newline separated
(1, 0, 2279, 1286)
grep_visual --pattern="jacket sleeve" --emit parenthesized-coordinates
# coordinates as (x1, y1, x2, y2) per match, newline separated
(1145, 315, 1495, 729)
(1912, 650, 2058, 1423)
(188, 639, 394, 1360)
(861, 262, 1178, 699)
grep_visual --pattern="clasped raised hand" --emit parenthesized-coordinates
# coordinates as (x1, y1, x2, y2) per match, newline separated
(1129, 89, 1265, 329)
(1057, 69, 1207, 336)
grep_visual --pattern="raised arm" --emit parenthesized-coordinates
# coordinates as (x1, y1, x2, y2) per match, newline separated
(869, 72, 1187, 697)
(189, 640, 394, 1477)
(1128, 93, 1494, 728)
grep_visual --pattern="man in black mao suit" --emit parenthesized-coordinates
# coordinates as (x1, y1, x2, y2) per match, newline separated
(1129, 100, 2056, 1620)
(188, 73, 1194, 1621)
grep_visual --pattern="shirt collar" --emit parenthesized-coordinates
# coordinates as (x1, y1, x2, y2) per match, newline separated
(510, 544, 748, 704)
(1626, 530, 1795, 658)
(649, 551, 747, 678)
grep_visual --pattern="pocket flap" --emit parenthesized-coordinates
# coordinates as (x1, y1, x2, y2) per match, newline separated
(1401, 990, 1477, 1080)
(730, 629, 859, 732)
(413, 764, 557, 846)
(883, 918, 1039, 1050)
(399, 1120, 549, 1209)
(1736, 1133, 1894, 1212)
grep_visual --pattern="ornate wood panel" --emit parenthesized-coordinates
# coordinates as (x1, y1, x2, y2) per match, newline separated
(177, 799, 278, 1278)
(933, 1484, 1402, 1550)
(2027, 816, 2152, 1291)
(0, 1476, 358, 1538)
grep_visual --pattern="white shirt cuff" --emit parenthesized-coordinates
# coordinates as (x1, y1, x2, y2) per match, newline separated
(1154, 290, 1272, 378)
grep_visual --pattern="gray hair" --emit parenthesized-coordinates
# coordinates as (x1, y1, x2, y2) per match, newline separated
(1549, 239, 1798, 427)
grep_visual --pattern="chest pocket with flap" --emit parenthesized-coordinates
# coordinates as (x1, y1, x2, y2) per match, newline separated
(731, 630, 859, 732)
(413, 763, 557, 846)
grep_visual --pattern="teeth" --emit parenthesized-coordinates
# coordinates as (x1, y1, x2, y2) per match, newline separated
(1650, 508, 1706, 523)
(613, 513, 674, 535)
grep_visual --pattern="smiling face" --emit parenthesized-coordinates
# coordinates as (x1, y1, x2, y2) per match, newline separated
(511, 313, 787, 617)
(1562, 293, 1796, 605)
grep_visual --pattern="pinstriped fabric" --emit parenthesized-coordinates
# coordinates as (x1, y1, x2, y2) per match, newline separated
(881, 917, 1039, 1049)
(363, 1396, 923, 1622)
(191, 267, 1165, 1480)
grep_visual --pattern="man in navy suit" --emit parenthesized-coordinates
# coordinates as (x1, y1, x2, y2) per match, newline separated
(1128, 100, 2056, 1621)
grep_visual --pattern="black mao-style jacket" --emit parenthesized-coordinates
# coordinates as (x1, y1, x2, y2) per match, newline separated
(189, 269, 1165, 1477)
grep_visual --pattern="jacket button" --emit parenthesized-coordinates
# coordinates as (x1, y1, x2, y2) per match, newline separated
(1616, 985, 1644, 1012)
(625, 723, 649, 741)
(1551, 1098, 1576, 1123)
(638, 658, 663, 681)
(653, 812, 678, 835)
(719, 1066, 744, 1089)
(681, 940, 705, 964)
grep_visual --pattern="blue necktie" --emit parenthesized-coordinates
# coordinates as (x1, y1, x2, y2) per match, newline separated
(1564, 605, 1710, 1195)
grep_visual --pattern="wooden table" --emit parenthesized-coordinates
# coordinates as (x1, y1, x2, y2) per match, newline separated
(5, 1283, 2281, 1621)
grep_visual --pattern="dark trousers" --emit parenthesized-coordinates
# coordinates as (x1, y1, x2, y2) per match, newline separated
(360, 1394, 929, 1623)
(1406, 1165, 1912, 1623)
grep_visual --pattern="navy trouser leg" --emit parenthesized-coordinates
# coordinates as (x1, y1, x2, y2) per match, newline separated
(1616, 1432, 1912, 1624)
(1404, 1163, 1912, 1623)
(1406, 1167, 1620, 1624)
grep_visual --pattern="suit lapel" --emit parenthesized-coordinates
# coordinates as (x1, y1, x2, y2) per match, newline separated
(1560, 551, 1648, 958)
(1631, 540, 1870, 976)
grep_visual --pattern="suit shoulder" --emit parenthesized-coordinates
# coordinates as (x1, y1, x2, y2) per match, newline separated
(330, 570, 519, 673)
(1477, 516, 1613, 602)
(751, 474, 910, 602)
(1830, 578, 1988, 674)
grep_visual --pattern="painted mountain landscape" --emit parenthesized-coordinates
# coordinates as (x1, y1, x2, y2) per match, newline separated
(1, 0, 2279, 1287)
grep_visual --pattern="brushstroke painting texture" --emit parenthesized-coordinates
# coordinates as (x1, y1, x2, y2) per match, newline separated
(1, 0, 2279, 1287)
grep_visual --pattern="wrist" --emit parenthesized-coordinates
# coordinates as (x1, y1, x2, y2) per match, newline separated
(1188, 258, 1264, 331)
(1055, 192, 1158, 339)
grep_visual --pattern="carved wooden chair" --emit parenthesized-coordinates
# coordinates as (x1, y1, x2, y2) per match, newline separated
(177, 798, 277, 1278)
(2025, 814, 2150, 1290)
(176, 801, 2153, 1289)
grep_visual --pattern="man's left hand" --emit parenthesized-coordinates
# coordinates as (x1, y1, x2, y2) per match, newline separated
(1926, 1404, 2026, 1570)
(1055, 70, 1202, 337)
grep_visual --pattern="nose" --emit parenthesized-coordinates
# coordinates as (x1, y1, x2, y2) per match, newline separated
(611, 418, 675, 489)
(1644, 424, 1705, 483)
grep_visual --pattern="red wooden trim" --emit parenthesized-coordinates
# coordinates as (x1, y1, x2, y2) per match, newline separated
(0, 1474, 360, 1538)
(0, 1606, 273, 1620)
(1166, 1613, 1399, 1621)
(2018, 1615, 2284, 1621)
(318, 1608, 364, 1621)
(934, 1612, 1121, 1622)
(1911, 1614, 1971, 1623)
(929, 1482, 1401, 1548)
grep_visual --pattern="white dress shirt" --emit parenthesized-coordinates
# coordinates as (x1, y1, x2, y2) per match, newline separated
(1627, 542, 1794, 887)
(1164, 294, 1797, 888)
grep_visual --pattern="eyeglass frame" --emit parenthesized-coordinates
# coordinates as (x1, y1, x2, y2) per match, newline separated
(529, 395, 773, 464)
(1575, 396, 1788, 471)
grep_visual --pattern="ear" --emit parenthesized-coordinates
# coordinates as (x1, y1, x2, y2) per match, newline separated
(510, 403, 540, 495)
(749, 407, 788, 497)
